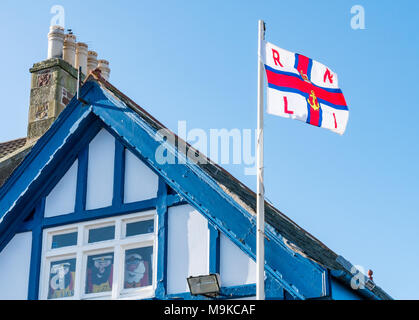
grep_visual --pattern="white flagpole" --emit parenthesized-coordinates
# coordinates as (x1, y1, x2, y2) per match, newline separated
(256, 19, 265, 300)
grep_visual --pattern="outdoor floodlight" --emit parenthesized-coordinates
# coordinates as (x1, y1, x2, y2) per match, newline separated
(187, 274, 221, 297)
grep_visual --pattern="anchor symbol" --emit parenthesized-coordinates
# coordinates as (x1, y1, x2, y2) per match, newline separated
(307, 90, 320, 111)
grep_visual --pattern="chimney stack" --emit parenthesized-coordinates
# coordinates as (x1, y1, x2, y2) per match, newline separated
(97, 59, 110, 81)
(87, 51, 98, 74)
(62, 33, 76, 67)
(27, 26, 113, 140)
(75, 42, 88, 75)
(47, 25, 65, 59)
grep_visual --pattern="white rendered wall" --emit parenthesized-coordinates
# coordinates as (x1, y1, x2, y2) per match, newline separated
(220, 233, 256, 287)
(124, 149, 159, 203)
(44, 160, 78, 217)
(0, 232, 32, 299)
(86, 128, 115, 210)
(167, 204, 209, 294)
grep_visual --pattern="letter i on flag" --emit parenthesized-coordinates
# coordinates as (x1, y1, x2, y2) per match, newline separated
(262, 41, 349, 134)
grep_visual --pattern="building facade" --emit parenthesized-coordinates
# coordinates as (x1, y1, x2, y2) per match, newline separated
(0, 28, 391, 300)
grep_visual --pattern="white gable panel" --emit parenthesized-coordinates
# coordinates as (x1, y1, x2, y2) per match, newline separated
(167, 204, 209, 294)
(124, 149, 159, 203)
(86, 128, 115, 210)
(0, 232, 32, 299)
(44, 160, 78, 217)
(220, 233, 256, 287)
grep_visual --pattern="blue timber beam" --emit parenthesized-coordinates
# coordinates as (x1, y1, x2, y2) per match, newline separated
(0, 79, 330, 299)
(88, 81, 329, 299)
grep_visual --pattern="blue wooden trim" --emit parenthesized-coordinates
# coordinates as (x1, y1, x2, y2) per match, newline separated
(324, 268, 332, 297)
(265, 276, 285, 300)
(40, 119, 102, 209)
(209, 225, 220, 274)
(330, 277, 362, 300)
(167, 194, 187, 207)
(75, 147, 88, 213)
(17, 221, 34, 233)
(155, 177, 168, 299)
(219, 284, 255, 299)
(217, 277, 285, 300)
(163, 279, 286, 300)
(90, 83, 327, 299)
(27, 198, 45, 300)
(42, 198, 157, 229)
(112, 139, 125, 208)
(16, 194, 187, 233)
(164, 284, 255, 300)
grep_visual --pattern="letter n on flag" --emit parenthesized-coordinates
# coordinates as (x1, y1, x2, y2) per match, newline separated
(262, 41, 349, 135)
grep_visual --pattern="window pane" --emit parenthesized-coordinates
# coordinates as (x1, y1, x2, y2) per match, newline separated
(85, 252, 114, 294)
(124, 247, 153, 289)
(88, 225, 115, 243)
(51, 232, 77, 249)
(48, 258, 76, 299)
(126, 220, 154, 237)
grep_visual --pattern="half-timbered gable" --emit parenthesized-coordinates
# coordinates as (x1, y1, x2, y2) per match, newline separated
(0, 71, 391, 300)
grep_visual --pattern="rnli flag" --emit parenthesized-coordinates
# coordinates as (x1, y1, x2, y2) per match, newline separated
(262, 41, 349, 135)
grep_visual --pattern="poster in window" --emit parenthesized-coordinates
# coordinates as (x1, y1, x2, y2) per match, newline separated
(85, 252, 114, 294)
(48, 258, 76, 299)
(124, 246, 153, 289)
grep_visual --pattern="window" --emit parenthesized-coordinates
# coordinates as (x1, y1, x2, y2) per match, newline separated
(40, 210, 157, 300)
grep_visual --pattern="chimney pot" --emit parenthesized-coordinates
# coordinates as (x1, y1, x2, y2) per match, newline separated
(87, 51, 98, 74)
(75, 42, 88, 75)
(47, 25, 65, 59)
(97, 59, 110, 81)
(63, 34, 77, 67)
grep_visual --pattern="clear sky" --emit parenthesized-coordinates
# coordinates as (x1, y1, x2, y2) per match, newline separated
(0, 0, 418, 299)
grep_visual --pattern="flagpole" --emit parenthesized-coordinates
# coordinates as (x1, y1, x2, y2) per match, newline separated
(256, 19, 265, 301)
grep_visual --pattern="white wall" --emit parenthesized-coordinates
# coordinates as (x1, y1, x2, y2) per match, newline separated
(124, 149, 159, 203)
(0, 232, 32, 299)
(44, 159, 78, 217)
(86, 128, 115, 210)
(167, 204, 209, 294)
(220, 233, 256, 287)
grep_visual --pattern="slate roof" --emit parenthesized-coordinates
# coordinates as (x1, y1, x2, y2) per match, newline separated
(0, 138, 27, 159)
(87, 70, 392, 300)
(0, 138, 33, 188)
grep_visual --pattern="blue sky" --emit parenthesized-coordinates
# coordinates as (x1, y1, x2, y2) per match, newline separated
(0, 0, 418, 299)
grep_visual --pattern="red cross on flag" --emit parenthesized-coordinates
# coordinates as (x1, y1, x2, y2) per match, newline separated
(262, 41, 349, 135)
